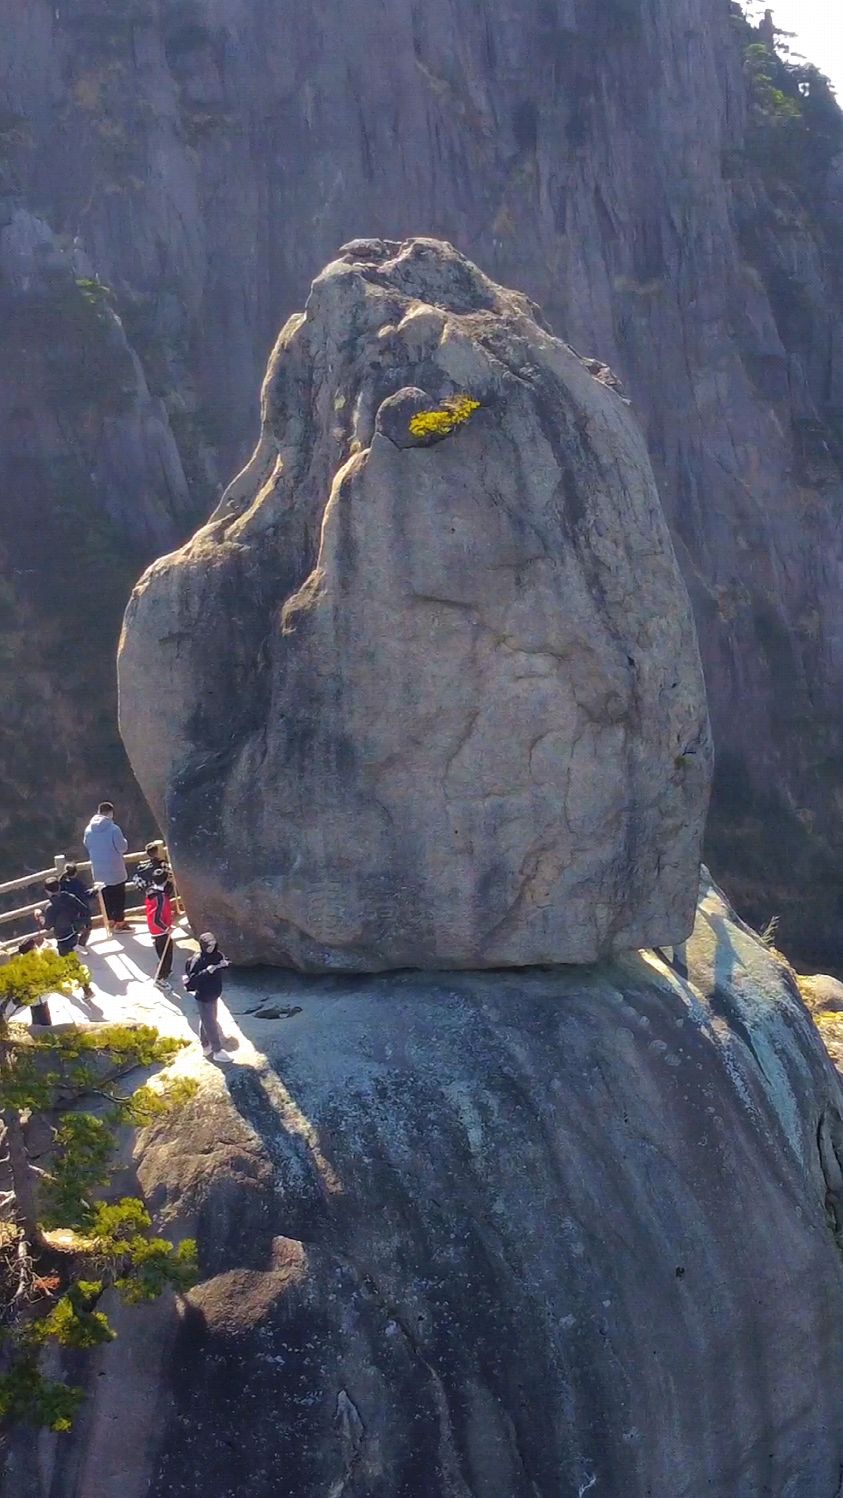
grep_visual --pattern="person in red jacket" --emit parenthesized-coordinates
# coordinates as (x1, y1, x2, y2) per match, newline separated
(145, 871, 174, 987)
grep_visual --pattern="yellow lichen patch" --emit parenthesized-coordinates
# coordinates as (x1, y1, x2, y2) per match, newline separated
(812, 1009, 843, 1073)
(409, 394, 480, 440)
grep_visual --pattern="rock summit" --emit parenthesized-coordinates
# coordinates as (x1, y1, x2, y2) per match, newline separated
(119, 238, 711, 970)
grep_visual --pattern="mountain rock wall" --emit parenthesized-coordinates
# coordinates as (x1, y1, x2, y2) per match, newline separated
(1, 0, 842, 959)
(0, 199, 192, 864)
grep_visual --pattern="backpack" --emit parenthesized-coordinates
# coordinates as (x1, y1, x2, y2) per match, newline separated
(145, 886, 172, 935)
(135, 860, 173, 896)
(46, 891, 88, 939)
(66, 892, 90, 934)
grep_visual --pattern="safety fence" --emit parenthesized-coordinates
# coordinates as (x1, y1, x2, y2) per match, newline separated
(0, 851, 166, 953)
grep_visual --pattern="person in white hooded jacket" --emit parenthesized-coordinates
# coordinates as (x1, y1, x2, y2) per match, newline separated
(84, 801, 130, 931)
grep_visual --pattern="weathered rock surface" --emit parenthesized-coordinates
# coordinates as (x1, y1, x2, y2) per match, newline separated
(2, 0, 842, 964)
(16, 878, 843, 1498)
(798, 972, 843, 1015)
(119, 239, 711, 970)
(0, 204, 192, 865)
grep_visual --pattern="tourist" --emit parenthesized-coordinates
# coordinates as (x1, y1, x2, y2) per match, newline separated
(183, 932, 230, 1061)
(146, 870, 174, 987)
(36, 877, 89, 957)
(83, 802, 131, 932)
(59, 862, 94, 948)
(133, 840, 174, 898)
(17, 929, 95, 1009)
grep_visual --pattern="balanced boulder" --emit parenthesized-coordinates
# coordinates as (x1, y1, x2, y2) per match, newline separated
(119, 238, 712, 970)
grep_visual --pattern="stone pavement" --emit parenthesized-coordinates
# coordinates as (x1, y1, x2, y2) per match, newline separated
(26, 921, 272, 1073)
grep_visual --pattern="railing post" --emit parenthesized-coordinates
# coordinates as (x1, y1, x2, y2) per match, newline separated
(54, 854, 66, 880)
(164, 846, 184, 918)
(93, 884, 110, 935)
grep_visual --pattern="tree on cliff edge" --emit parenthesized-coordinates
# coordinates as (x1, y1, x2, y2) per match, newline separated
(0, 949, 197, 1432)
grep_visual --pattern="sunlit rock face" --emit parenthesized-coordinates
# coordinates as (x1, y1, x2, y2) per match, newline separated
(4, 0, 843, 960)
(119, 238, 711, 970)
(25, 878, 843, 1498)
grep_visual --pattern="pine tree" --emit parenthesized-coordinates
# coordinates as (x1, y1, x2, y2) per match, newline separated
(0, 948, 197, 1431)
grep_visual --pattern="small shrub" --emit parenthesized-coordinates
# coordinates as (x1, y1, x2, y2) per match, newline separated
(759, 915, 780, 948)
(409, 394, 481, 440)
(743, 40, 843, 191)
(0, 950, 89, 1025)
(75, 277, 116, 314)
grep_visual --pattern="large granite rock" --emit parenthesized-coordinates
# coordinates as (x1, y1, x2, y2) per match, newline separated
(119, 239, 711, 970)
(17, 878, 843, 1498)
(2, 2, 843, 963)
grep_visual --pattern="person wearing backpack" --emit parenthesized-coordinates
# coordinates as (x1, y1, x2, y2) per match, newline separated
(133, 841, 174, 898)
(60, 863, 95, 949)
(183, 932, 230, 1061)
(145, 871, 174, 987)
(36, 878, 90, 957)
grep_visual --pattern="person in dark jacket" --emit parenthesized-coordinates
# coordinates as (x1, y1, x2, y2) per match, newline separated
(60, 864, 94, 948)
(134, 841, 174, 898)
(146, 871, 174, 986)
(183, 932, 230, 1060)
(37, 878, 89, 957)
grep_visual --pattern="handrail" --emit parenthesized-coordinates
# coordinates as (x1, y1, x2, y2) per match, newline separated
(0, 849, 175, 954)
(0, 867, 62, 897)
(0, 850, 148, 902)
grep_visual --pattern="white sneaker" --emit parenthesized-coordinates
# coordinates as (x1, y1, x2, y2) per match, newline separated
(202, 1046, 214, 1059)
(214, 1051, 232, 1063)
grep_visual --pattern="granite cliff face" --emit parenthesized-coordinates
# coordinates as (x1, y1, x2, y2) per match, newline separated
(1, 0, 842, 960)
(119, 239, 712, 970)
(0, 201, 192, 865)
(9, 878, 843, 1497)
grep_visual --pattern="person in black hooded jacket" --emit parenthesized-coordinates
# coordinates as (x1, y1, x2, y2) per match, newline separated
(37, 878, 89, 957)
(60, 864, 94, 948)
(133, 841, 174, 899)
(183, 932, 230, 1060)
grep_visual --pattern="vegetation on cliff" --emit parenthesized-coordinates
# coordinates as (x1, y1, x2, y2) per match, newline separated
(0, 951, 197, 1432)
(738, 29, 842, 191)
